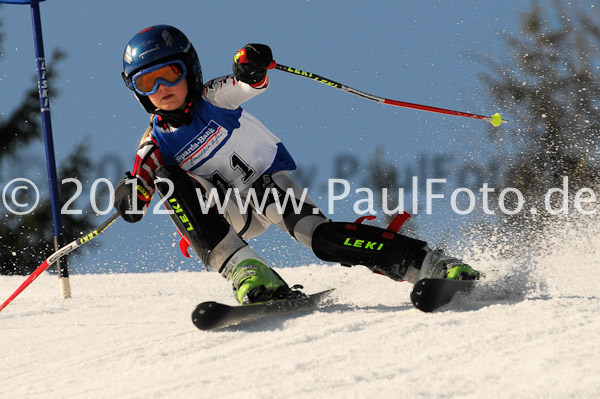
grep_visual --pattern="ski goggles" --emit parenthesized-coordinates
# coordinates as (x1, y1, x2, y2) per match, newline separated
(129, 60, 187, 96)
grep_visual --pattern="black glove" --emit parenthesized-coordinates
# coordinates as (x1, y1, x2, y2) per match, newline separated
(114, 172, 149, 223)
(232, 43, 274, 85)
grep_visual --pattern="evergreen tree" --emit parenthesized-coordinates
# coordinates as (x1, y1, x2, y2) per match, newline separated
(476, 0, 600, 243)
(0, 20, 95, 275)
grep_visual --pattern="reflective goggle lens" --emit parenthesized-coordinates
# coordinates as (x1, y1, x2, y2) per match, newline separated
(132, 61, 186, 95)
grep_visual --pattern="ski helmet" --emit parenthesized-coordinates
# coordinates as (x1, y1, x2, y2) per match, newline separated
(121, 25, 203, 113)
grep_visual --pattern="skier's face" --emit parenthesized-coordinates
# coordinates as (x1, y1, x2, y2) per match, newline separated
(148, 78, 188, 111)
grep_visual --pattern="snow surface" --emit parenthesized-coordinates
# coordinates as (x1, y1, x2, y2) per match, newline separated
(2, 222, 600, 399)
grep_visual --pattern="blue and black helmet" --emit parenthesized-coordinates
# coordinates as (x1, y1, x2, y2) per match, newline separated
(121, 25, 203, 113)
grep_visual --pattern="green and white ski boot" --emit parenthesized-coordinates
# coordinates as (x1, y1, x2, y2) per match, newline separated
(223, 246, 301, 304)
(420, 248, 480, 281)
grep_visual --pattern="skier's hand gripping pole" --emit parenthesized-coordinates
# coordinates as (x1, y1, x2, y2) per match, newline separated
(0, 212, 120, 312)
(271, 63, 508, 127)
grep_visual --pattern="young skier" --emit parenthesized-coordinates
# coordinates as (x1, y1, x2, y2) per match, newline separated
(114, 25, 480, 304)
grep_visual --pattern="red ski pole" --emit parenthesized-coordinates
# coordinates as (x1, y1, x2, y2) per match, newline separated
(273, 63, 508, 127)
(0, 212, 120, 312)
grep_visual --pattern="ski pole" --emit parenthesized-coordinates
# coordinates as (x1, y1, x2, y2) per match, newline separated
(272, 63, 508, 127)
(0, 212, 120, 312)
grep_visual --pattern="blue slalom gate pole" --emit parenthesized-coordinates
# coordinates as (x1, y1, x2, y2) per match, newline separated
(1, 0, 71, 298)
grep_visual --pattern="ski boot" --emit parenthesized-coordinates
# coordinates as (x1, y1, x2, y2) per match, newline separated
(420, 248, 480, 281)
(226, 247, 304, 304)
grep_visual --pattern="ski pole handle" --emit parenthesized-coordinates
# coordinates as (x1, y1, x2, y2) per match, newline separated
(273, 63, 508, 126)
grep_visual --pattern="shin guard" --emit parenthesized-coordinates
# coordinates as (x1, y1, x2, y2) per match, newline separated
(311, 221, 428, 281)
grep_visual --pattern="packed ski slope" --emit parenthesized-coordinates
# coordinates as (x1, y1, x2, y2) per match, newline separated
(1, 222, 599, 399)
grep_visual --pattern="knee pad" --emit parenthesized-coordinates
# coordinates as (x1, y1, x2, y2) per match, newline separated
(252, 172, 327, 245)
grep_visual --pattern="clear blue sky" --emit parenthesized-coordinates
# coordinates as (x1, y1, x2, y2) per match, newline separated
(0, 1, 579, 274)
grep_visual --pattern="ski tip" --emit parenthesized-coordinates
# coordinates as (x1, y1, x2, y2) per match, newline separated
(191, 288, 336, 331)
(191, 301, 231, 331)
(410, 278, 477, 313)
(312, 288, 336, 299)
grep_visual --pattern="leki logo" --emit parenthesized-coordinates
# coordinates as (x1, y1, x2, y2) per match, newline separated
(234, 49, 245, 63)
(168, 197, 194, 231)
(343, 238, 384, 250)
(284, 66, 340, 87)
(137, 184, 150, 201)
(79, 229, 99, 244)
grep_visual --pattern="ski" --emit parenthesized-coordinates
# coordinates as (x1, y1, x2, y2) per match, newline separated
(191, 289, 334, 331)
(410, 278, 477, 312)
